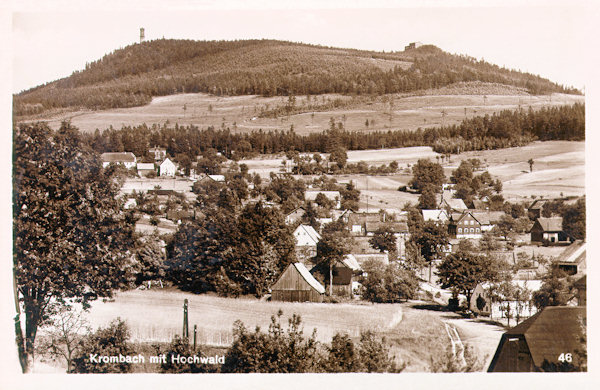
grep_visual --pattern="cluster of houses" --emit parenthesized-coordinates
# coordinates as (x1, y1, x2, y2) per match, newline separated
(101, 148, 177, 177)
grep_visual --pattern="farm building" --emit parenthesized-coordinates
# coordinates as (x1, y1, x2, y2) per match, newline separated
(137, 162, 156, 177)
(285, 206, 306, 225)
(488, 306, 586, 372)
(293, 224, 321, 260)
(159, 158, 177, 177)
(271, 263, 325, 302)
(348, 212, 385, 236)
(530, 217, 568, 245)
(527, 199, 546, 219)
(439, 197, 467, 213)
(310, 254, 362, 298)
(555, 240, 586, 275)
(470, 211, 504, 232)
(472, 199, 489, 210)
(101, 152, 137, 169)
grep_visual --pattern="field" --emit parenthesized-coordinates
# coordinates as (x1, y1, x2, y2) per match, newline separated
(81, 289, 504, 372)
(242, 140, 584, 213)
(34, 86, 584, 134)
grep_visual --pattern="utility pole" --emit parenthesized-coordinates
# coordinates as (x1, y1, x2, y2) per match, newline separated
(183, 299, 189, 339)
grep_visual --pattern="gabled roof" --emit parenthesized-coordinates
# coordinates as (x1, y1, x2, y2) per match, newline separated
(137, 163, 155, 170)
(504, 306, 586, 368)
(160, 157, 176, 167)
(365, 221, 409, 234)
(440, 198, 467, 211)
(101, 152, 136, 163)
(293, 224, 321, 244)
(293, 263, 326, 294)
(470, 211, 505, 225)
(528, 199, 546, 210)
(341, 254, 361, 271)
(535, 217, 563, 232)
(348, 212, 381, 225)
(558, 240, 586, 264)
(286, 206, 306, 216)
(422, 209, 449, 222)
(472, 200, 488, 210)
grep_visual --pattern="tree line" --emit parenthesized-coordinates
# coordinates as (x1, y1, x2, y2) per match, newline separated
(80, 103, 584, 163)
(14, 39, 579, 116)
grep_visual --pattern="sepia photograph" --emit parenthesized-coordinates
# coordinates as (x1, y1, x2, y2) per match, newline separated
(3, 0, 598, 388)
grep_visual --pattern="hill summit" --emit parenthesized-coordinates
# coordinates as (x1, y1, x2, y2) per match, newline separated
(14, 39, 580, 117)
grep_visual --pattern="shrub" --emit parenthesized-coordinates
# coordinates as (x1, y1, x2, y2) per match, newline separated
(71, 318, 136, 373)
(154, 335, 213, 373)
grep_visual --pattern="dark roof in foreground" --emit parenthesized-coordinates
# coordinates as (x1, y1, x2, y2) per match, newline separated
(535, 217, 563, 232)
(490, 306, 586, 370)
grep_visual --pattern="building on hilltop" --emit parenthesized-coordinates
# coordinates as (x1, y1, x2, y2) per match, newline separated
(404, 42, 423, 50)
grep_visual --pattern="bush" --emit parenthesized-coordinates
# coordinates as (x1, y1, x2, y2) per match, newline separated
(154, 335, 213, 373)
(71, 318, 136, 373)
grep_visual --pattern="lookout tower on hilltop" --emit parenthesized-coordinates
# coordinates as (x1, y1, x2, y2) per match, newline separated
(140, 27, 145, 43)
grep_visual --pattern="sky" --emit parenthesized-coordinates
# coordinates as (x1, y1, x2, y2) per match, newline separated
(8, 0, 598, 94)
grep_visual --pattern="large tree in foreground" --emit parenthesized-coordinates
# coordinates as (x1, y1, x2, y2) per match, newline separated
(13, 123, 136, 372)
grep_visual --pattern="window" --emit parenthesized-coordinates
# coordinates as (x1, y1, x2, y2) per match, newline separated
(476, 228, 480, 232)
(470, 228, 474, 233)
(458, 228, 462, 233)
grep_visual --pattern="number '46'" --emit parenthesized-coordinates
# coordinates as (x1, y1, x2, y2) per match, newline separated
(558, 353, 572, 363)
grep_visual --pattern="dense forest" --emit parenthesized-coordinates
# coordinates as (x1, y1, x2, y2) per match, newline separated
(14, 39, 580, 116)
(82, 103, 584, 160)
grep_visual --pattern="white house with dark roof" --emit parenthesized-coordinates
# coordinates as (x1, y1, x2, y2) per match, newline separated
(293, 224, 321, 260)
(101, 152, 137, 169)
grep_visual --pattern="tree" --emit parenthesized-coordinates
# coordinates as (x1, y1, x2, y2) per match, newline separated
(493, 214, 516, 240)
(36, 304, 91, 373)
(562, 197, 585, 240)
(532, 263, 573, 309)
(13, 123, 136, 372)
(410, 220, 450, 282)
(409, 159, 445, 193)
(222, 311, 322, 373)
(368, 226, 398, 257)
(528, 158, 534, 172)
(329, 146, 348, 170)
(156, 335, 212, 373)
(436, 241, 500, 309)
(418, 185, 439, 210)
(71, 318, 136, 373)
(316, 230, 352, 296)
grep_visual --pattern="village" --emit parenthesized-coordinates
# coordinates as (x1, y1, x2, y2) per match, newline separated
(88, 141, 587, 373)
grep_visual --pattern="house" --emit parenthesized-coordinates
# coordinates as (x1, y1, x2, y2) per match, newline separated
(422, 209, 449, 224)
(305, 190, 341, 209)
(159, 158, 177, 177)
(101, 152, 137, 169)
(137, 162, 156, 177)
(285, 206, 306, 225)
(149, 147, 167, 161)
(365, 221, 409, 258)
(556, 240, 586, 275)
(293, 224, 321, 259)
(348, 212, 384, 236)
(488, 306, 586, 372)
(470, 211, 504, 232)
(271, 263, 325, 302)
(448, 211, 483, 239)
(439, 197, 468, 213)
(527, 199, 546, 219)
(310, 254, 362, 298)
(530, 217, 568, 245)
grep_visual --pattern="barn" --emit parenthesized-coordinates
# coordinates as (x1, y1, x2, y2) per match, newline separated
(488, 306, 586, 372)
(271, 263, 325, 303)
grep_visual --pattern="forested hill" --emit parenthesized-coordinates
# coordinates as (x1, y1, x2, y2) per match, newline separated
(14, 39, 580, 117)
